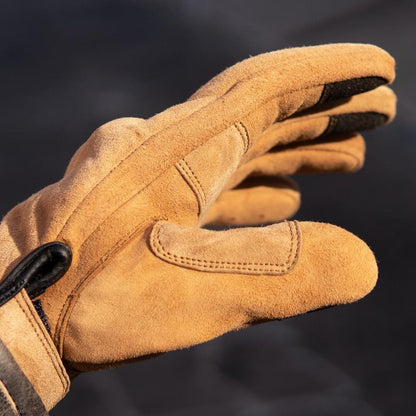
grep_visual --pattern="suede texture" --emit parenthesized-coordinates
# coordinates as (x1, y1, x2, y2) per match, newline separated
(0, 44, 396, 405)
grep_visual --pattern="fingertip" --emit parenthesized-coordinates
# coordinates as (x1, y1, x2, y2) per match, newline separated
(298, 221, 378, 305)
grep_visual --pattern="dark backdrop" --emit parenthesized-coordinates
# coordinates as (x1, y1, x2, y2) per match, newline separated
(0, 1, 414, 415)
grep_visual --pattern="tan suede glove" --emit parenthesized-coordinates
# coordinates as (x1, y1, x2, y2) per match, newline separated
(0, 43, 395, 411)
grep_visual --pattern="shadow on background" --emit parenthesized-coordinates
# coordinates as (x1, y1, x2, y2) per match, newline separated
(0, 1, 414, 415)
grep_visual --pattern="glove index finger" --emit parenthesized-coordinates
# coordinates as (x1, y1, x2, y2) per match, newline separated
(190, 43, 394, 104)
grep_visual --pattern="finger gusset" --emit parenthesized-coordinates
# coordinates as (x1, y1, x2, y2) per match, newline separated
(61, 220, 377, 368)
(201, 176, 300, 227)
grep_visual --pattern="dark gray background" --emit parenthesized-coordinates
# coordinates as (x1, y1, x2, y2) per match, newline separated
(0, 0, 414, 415)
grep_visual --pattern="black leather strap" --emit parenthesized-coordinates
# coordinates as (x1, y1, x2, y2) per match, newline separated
(0, 339, 48, 416)
(0, 243, 72, 307)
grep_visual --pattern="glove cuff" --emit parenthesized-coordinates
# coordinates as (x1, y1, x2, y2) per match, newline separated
(0, 290, 69, 411)
(0, 338, 48, 415)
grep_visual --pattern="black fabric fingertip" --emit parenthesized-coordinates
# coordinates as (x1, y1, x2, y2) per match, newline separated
(318, 76, 388, 104)
(321, 112, 388, 137)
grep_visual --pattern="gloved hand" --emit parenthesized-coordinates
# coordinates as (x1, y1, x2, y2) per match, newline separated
(203, 85, 396, 226)
(0, 43, 395, 410)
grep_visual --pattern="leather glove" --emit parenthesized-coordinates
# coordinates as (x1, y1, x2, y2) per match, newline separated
(203, 85, 396, 226)
(0, 43, 395, 410)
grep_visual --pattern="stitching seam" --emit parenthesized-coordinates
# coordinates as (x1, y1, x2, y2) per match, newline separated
(151, 221, 300, 273)
(175, 160, 206, 213)
(234, 122, 250, 153)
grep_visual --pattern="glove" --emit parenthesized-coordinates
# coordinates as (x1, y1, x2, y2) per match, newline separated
(0, 43, 395, 410)
(203, 85, 396, 226)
